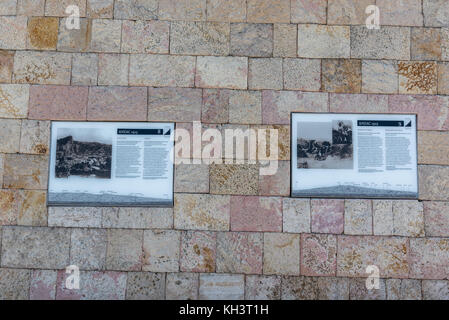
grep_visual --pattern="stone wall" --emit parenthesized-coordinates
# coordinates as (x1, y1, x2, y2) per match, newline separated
(0, 0, 448, 300)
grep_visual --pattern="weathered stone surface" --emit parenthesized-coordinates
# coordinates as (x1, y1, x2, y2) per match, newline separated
(262, 91, 328, 124)
(57, 18, 91, 52)
(19, 120, 50, 155)
(148, 87, 201, 122)
(171, 21, 229, 56)
(3, 154, 48, 189)
(424, 201, 449, 237)
(351, 26, 411, 60)
(106, 229, 143, 271)
(17, 0, 45, 15)
(258, 160, 289, 196)
(231, 196, 282, 232)
(97, 53, 129, 86)
(70, 228, 107, 270)
(16, 190, 47, 226)
(283, 198, 311, 233)
(377, 0, 423, 26)
(90, 19, 121, 53)
(281, 276, 317, 300)
(56, 271, 127, 300)
(328, 0, 374, 25)
(392, 200, 424, 237)
(349, 277, 386, 300)
(0, 268, 30, 300)
(13, 51, 71, 85)
(398, 61, 437, 94)
(30, 270, 57, 300)
(443, 28, 449, 60)
(0, 16, 27, 50)
(230, 23, 272, 57)
(297, 25, 350, 58)
(344, 200, 372, 235)
(0, 51, 14, 83)
(388, 95, 449, 131)
(0, 0, 16, 15)
(301, 234, 337, 277)
(206, 0, 246, 22)
(423, 0, 449, 27)
(283, 58, 320, 91)
(199, 273, 244, 300)
(337, 236, 409, 278)
(422, 280, 449, 300)
(175, 164, 209, 193)
(174, 193, 230, 231)
(330, 93, 388, 113)
(180, 231, 216, 272)
(1, 226, 70, 269)
(143, 230, 180, 272)
(419, 165, 449, 201)
(87, 0, 114, 18)
(228, 90, 261, 124)
(322, 59, 361, 93)
(247, 0, 290, 23)
(45, 0, 86, 16)
(217, 232, 263, 274)
(71, 53, 98, 85)
(362, 60, 398, 94)
(439, 62, 449, 94)
(373, 200, 393, 236)
(114, 0, 158, 20)
(102, 207, 173, 229)
(210, 164, 258, 195)
(122, 20, 169, 54)
(248, 58, 282, 90)
(166, 272, 199, 300)
(411, 28, 442, 60)
(130, 54, 195, 87)
(410, 238, 449, 279)
(264, 233, 300, 275)
(195, 56, 247, 89)
(245, 275, 281, 300)
(202, 89, 229, 123)
(386, 279, 422, 300)
(88, 86, 147, 121)
(48, 207, 102, 228)
(317, 277, 350, 300)
(0, 119, 21, 153)
(27, 17, 58, 50)
(158, 0, 206, 20)
(0, 154, 3, 185)
(0, 84, 29, 118)
(291, 0, 327, 23)
(251, 124, 290, 161)
(311, 199, 344, 234)
(0, 189, 19, 225)
(273, 24, 296, 57)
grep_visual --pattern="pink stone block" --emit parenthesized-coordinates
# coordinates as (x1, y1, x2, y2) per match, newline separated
(180, 231, 217, 273)
(28, 85, 88, 120)
(30, 270, 57, 300)
(311, 199, 344, 234)
(388, 95, 449, 130)
(87, 86, 147, 121)
(330, 93, 389, 113)
(410, 238, 449, 280)
(230, 196, 282, 232)
(258, 160, 290, 196)
(301, 234, 337, 277)
(424, 201, 449, 237)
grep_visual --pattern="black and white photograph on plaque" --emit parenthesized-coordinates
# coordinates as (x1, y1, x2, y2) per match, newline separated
(297, 121, 353, 169)
(56, 128, 112, 179)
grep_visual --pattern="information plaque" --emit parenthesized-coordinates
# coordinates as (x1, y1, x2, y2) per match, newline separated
(48, 122, 174, 207)
(291, 113, 418, 199)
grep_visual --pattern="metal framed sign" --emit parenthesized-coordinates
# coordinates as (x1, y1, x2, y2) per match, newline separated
(291, 113, 418, 199)
(48, 122, 174, 207)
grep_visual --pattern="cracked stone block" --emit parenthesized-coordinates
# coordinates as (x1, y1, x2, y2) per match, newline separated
(322, 59, 361, 93)
(411, 28, 442, 60)
(71, 53, 98, 86)
(196, 56, 248, 89)
(0, 268, 30, 300)
(27, 17, 59, 50)
(70, 228, 107, 270)
(337, 235, 409, 278)
(424, 201, 449, 237)
(330, 93, 389, 113)
(344, 199, 372, 235)
(273, 24, 297, 57)
(230, 23, 273, 57)
(245, 275, 281, 300)
(311, 199, 344, 234)
(97, 53, 129, 86)
(175, 163, 209, 193)
(249, 58, 282, 90)
(398, 61, 437, 94)
(392, 200, 424, 237)
(301, 234, 337, 276)
(158, 0, 206, 21)
(377, 0, 423, 26)
(283, 198, 311, 233)
(174, 193, 230, 231)
(263, 233, 300, 275)
(422, 280, 449, 300)
(0, 16, 27, 50)
(284, 58, 321, 91)
(122, 20, 169, 54)
(362, 60, 398, 94)
(19, 120, 50, 155)
(298, 25, 350, 58)
(351, 26, 411, 60)
(0, 119, 21, 153)
(114, 0, 158, 20)
(102, 207, 173, 229)
(180, 231, 216, 272)
(199, 273, 244, 300)
(87, 0, 114, 18)
(386, 279, 422, 300)
(247, 0, 290, 23)
(1, 226, 70, 269)
(48, 207, 102, 228)
(328, 0, 374, 25)
(87, 86, 147, 121)
(423, 0, 449, 27)
(410, 238, 449, 279)
(90, 19, 121, 53)
(373, 200, 393, 236)
(3, 154, 48, 189)
(106, 229, 143, 271)
(206, 0, 246, 22)
(217, 232, 263, 274)
(291, 0, 327, 23)
(30, 270, 57, 300)
(419, 165, 449, 201)
(143, 229, 180, 272)
(166, 272, 199, 300)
